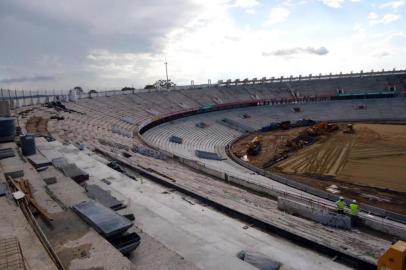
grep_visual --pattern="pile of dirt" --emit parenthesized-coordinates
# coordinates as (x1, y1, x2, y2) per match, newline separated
(26, 116, 50, 136)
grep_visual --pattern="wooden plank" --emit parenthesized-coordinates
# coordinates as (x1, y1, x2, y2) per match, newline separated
(7, 176, 53, 221)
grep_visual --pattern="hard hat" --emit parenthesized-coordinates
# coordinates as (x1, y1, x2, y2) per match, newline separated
(352, 200, 357, 203)
(339, 196, 344, 200)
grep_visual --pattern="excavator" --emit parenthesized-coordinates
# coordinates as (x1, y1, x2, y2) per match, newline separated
(343, 123, 355, 134)
(247, 136, 262, 156)
(377, 240, 406, 270)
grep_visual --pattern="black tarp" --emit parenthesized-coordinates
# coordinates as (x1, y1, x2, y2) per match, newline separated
(72, 200, 133, 238)
(169, 136, 183, 144)
(86, 185, 124, 210)
(61, 163, 89, 184)
(0, 148, 15, 160)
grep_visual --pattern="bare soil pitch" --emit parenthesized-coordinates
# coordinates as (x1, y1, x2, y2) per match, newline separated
(232, 123, 406, 215)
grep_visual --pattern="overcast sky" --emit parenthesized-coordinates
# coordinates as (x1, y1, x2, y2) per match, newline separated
(0, 0, 405, 90)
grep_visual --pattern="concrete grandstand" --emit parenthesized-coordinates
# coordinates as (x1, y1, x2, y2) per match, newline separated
(2, 69, 406, 269)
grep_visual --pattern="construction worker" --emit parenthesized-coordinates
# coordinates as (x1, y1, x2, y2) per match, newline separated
(349, 200, 360, 226)
(336, 196, 346, 214)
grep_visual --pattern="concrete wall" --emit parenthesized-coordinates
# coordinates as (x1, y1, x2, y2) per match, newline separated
(278, 196, 352, 230)
(278, 196, 406, 239)
(363, 218, 406, 240)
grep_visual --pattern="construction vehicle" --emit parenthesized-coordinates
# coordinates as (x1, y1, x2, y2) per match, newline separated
(247, 136, 262, 156)
(306, 122, 339, 136)
(327, 123, 339, 132)
(377, 240, 406, 270)
(285, 122, 339, 149)
(343, 123, 355, 134)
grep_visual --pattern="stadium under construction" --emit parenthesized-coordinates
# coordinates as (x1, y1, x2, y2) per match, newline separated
(0, 69, 406, 270)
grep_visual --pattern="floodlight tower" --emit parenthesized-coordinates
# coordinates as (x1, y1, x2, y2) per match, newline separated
(165, 61, 169, 88)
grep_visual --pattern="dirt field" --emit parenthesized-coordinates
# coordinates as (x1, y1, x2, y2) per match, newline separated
(273, 124, 406, 192)
(232, 123, 406, 214)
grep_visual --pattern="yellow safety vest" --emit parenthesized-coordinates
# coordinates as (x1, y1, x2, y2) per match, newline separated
(350, 203, 359, 216)
(336, 200, 345, 210)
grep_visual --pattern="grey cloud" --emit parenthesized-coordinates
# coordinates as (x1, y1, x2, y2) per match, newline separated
(0, 75, 55, 84)
(0, 0, 200, 88)
(263, 46, 329, 56)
